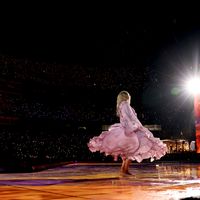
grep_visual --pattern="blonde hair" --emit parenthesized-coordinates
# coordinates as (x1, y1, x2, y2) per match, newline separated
(116, 91, 130, 116)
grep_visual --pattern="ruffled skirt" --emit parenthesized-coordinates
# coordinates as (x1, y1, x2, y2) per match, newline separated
(88, 123, 167, 162)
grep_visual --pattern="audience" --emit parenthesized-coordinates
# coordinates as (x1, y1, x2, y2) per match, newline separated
(0, 54, 194, 165)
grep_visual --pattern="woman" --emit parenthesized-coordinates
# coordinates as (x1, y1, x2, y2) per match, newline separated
(88, 91, 167, 175)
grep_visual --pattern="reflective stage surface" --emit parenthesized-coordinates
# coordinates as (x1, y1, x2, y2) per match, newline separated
(0, 162, 200, 199)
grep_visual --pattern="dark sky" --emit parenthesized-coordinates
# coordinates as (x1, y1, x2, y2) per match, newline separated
(1, 7, 200, 66)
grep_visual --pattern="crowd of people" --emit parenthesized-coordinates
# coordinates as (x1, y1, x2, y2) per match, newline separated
(0, 55, 145, 165)
(0, 123, 107, 167)
(0, 54, 146, 124)
(0, 54, 194, 166)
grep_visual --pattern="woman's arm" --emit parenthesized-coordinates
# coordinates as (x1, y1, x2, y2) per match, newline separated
(120, 102, 140, 133)
(121, 102, 152, 137)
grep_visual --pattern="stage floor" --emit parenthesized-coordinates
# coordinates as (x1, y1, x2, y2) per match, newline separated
(0, 162, 200, 199)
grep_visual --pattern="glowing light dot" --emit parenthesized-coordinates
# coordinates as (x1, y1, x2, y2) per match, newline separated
(186, 77, 200, 94)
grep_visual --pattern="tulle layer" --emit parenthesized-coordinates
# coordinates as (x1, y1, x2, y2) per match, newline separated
(88, 124, 167, 162)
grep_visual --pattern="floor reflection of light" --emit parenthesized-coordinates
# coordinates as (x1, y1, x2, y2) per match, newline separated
(185, 187, 200, 198)
(1, 163, 200, 199)
(174, 179, 200, 184)
(162, 187, 200, 200)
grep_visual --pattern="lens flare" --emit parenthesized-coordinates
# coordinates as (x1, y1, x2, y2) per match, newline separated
(185, 77, 200, 94)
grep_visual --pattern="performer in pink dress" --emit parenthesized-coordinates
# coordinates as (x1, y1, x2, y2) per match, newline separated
(88, 91, 167, 175)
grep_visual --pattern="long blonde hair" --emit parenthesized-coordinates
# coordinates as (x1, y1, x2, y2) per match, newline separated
(116, 91, 130, 116)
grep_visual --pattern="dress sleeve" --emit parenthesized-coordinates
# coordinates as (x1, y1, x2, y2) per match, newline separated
(120, 102, 140, 133)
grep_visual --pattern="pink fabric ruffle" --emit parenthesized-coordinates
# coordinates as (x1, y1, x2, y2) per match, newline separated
(88, 101, 167, 162)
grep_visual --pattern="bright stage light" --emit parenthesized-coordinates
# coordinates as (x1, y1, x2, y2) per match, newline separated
(185, 77, 200, 95)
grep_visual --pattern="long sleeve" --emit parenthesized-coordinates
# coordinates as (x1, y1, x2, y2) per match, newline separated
(120, 102, 141, 134)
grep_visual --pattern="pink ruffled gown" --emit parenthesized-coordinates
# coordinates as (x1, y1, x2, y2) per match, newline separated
(88, 101, 167, 162)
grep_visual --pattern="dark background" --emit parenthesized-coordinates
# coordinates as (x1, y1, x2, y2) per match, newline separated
(0, 4, 199, 167)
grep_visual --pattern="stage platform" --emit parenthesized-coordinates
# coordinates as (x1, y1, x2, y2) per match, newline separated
(0, 162, 200, 199)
